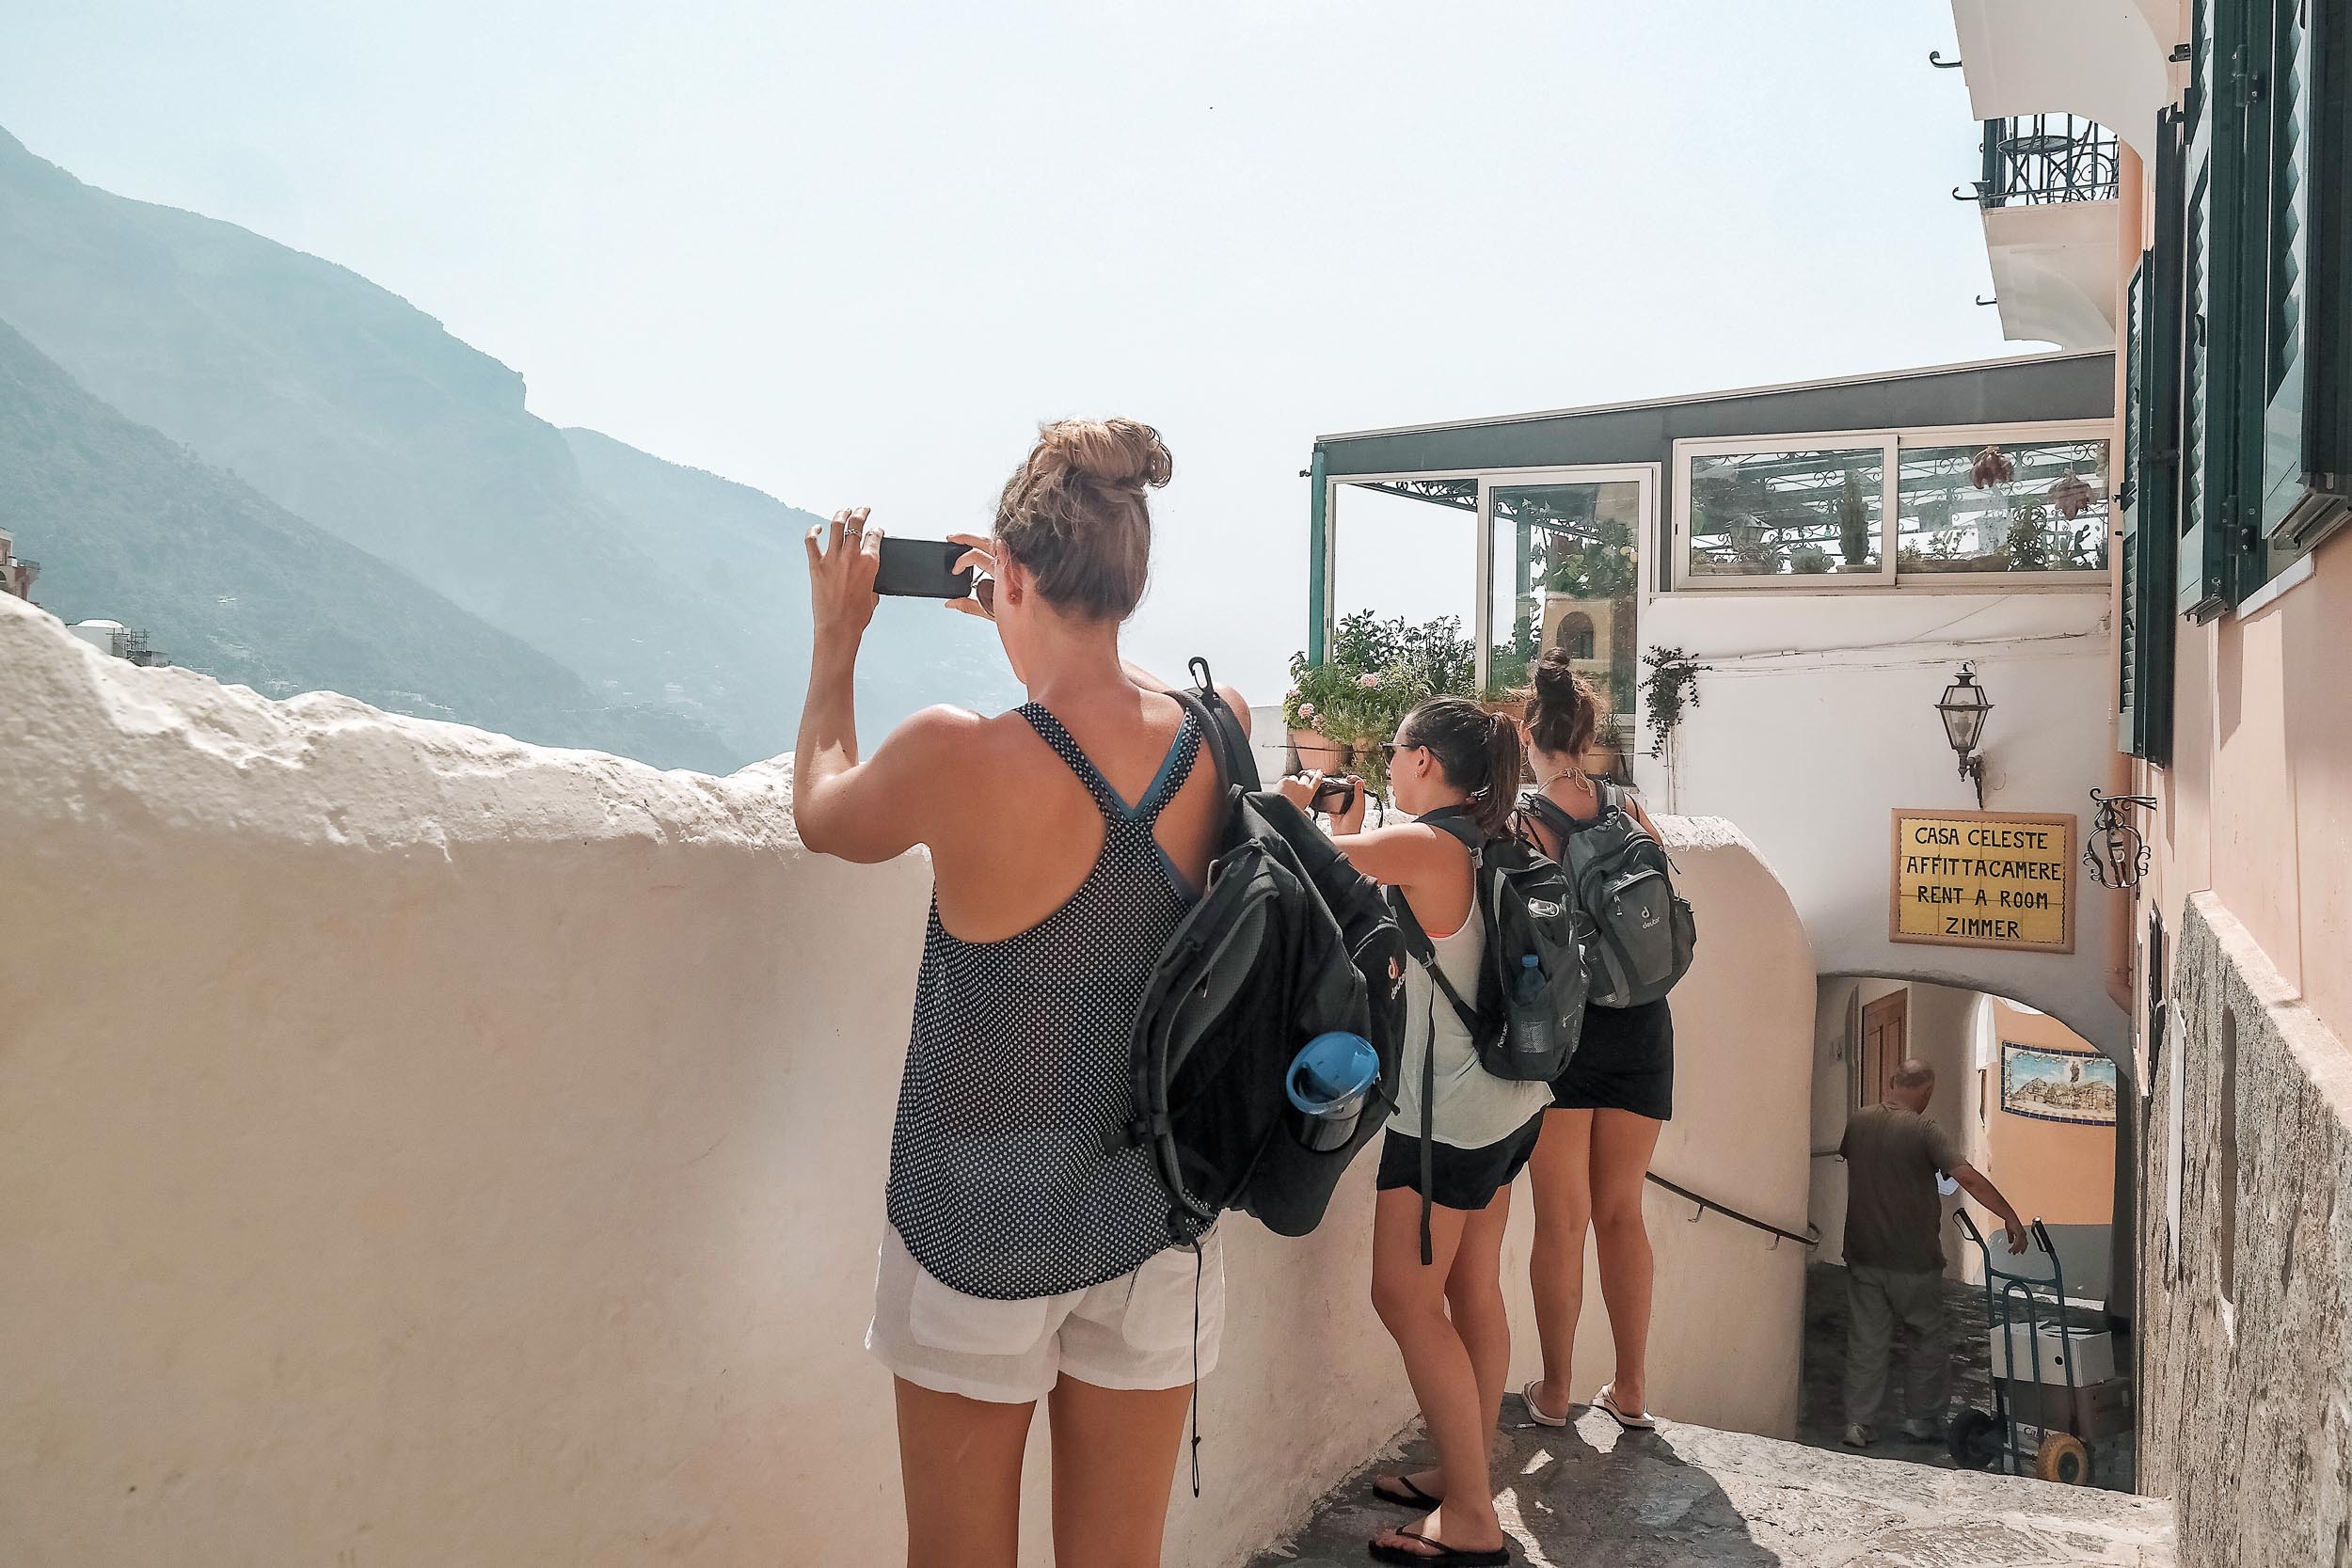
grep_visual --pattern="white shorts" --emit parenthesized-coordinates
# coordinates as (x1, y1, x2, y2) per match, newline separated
(866, 1226, 1226, 1405)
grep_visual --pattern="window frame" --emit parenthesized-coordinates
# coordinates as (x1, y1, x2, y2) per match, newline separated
(1670, 431, 1899, 592)
(1317, 461, 1661, 691)
(1668, 420, 2115, 594)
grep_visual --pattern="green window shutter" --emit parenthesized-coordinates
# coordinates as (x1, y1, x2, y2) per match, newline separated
(2139, 116, 2187, 766)
(2259, 0, 2315, 530)
(2119, 257, 2148, 753)
(2262, 0, 2352, 548)
(2181, 0, 2248, 621)
(2179, 157, 2229, 618)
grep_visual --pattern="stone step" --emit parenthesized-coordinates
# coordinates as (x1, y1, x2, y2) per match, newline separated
(1246, 1406, 2172, 1568)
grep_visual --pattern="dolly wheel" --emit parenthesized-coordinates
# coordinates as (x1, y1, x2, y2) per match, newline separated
(2036, 1432, 2090, 1485)
(1947, 1407, 2000, 1470)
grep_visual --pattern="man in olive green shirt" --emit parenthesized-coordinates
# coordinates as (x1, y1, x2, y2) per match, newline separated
(1837, 1058, 2026, 1448)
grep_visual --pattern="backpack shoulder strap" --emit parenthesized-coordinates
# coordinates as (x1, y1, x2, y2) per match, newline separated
(1417, 805, 1486, 856)
(1519, 789, 1581, 845)
(1184, 657, 1260, 794)
(1385, 823, 1484, 1040)
(1168, 687, 1236, 804)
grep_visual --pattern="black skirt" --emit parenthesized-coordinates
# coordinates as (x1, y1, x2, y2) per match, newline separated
(1375, 1114, 1545, 1212)
(1551, 999, 1674, 1121)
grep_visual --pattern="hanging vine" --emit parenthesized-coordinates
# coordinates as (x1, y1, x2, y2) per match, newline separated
(1642, 646, 1711, 759)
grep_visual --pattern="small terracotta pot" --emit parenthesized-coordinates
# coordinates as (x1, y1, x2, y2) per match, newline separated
(1290, 727, 1352, 775)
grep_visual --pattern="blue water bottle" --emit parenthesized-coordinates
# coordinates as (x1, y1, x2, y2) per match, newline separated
(1286, 1031, 1381, 1151)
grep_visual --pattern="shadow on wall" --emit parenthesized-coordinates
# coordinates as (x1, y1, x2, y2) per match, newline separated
(0, 595, 1818, 1566)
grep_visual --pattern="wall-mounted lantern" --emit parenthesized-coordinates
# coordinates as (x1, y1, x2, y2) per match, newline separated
(1935, 662, 1993, 807)
(2085, 789, 2157, 891)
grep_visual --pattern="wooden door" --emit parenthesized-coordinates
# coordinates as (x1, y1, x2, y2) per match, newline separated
(1859, 990, 1909, 1108)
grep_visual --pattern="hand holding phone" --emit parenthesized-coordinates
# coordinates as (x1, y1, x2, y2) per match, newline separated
(873, 537, 977, 600)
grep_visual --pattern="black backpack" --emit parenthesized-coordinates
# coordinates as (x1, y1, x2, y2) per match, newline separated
(1520, 784, 1696, 1008)
(1120, 662, 1408, 1243)
(1389, 807, 1592, 1085)
(1384, 807, 1590, 1259)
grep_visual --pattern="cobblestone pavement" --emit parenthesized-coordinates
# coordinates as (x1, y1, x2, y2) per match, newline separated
(1242, 1402, 2172, 1568)
(1796, 1259, 2137, 1493)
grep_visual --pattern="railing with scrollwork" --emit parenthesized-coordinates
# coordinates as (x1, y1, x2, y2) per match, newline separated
(1953, 115, 2120, 208)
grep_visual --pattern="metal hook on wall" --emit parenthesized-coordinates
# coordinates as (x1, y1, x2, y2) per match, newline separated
(1976, 294, 1999, 307)
(1929, 49, 1963, 69)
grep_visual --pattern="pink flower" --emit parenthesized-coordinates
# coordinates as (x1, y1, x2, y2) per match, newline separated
(1285, 688, 1299, 702)
(1297, 702, 1317, 721)
(1356, 672, 1381, 689)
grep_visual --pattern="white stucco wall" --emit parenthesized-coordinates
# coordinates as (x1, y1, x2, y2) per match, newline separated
(1634, 589, 2128, 1055)
(0, 594, 1814, 1567)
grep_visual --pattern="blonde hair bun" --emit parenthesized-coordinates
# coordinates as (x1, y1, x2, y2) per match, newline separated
(993, 418, 1171, 622)
(1032, 418, 1172, 493)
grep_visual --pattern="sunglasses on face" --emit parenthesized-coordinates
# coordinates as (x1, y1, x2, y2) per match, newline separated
(973, 575, 996, 616)
(1380, 740, 1422, 762)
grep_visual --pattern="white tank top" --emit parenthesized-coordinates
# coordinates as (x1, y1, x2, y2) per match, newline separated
(1388, 896, 1554, 1149)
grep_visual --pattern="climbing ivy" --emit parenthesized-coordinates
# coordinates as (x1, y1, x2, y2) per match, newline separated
(1642, 646, 1711, 759)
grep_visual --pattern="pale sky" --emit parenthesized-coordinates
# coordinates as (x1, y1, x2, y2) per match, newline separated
(0, 0, 2017, 703)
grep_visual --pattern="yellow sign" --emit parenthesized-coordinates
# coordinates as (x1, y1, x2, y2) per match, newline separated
(1889, 809, 2074, 954)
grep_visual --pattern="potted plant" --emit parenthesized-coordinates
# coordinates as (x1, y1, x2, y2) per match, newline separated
(1837, 470, 1872, 568)
(1285, 611, 1483, 792)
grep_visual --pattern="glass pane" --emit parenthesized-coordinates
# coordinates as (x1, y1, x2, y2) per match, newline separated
(1331, 478, 1479, 633)
(1896, 439, 2109, 574)
(1488, 480, 1642, 775)
(1315, 480, 1480, 758)
(1687, 448, 1883, 579)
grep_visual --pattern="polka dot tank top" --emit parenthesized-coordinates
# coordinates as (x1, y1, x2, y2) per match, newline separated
(885, 702, 1203, 1301)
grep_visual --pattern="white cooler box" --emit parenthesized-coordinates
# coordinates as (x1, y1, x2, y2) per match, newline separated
(1988, 1321, 2116, 1386)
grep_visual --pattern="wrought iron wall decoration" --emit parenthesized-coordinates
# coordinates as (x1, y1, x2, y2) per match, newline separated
(2084, 788, 2156, 890)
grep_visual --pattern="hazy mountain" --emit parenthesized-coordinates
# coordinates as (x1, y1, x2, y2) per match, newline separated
(0, 319, 737, 770)
(0, 125, 1012, 764)
(560, 428, 1018, 732)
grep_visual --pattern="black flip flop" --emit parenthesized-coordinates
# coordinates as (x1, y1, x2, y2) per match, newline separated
(1366, 1528, 1510, 1565)
(1368, 1474, 1444, 1511)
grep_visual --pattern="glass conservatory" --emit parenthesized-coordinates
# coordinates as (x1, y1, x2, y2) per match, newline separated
(1304, 350, 2117, 760)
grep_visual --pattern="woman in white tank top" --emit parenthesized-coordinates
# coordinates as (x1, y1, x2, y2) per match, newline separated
(1281, 697, 1547, 1568)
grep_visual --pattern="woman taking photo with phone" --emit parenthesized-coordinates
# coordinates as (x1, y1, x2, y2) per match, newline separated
(1283, 700, 1549, 1568)
(1513, 648, 1675, 1434)
(794, 419, 1234, 1568)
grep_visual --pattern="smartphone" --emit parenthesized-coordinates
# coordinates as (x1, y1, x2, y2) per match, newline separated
(1310, 777, 1358, 815)
(873, 537, 976, 599)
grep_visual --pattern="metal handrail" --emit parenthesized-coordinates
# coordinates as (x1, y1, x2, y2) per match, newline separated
(1646, 1171, 1820, 1251)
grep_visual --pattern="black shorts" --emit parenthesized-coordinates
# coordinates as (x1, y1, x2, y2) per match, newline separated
(1376, 1114, 1545, 1212)
(1551, 999, 1674, 1121)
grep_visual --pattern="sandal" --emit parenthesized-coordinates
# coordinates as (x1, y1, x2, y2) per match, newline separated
(1593, 1383, 1656, 1431)
(1519, 1380, 1570, 1427)
(1367, 1528, 1511, 1564)
(1369, 1474, 1444, 1511)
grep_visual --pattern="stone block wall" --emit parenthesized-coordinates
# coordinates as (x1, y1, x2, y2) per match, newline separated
(2137, 894, 2352, 1568)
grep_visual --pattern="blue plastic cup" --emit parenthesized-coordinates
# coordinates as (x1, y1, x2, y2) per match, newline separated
(1287, 1031, 1380, 1151)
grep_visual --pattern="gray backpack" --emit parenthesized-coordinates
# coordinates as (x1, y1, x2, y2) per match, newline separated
(1520, 784, 1695, 1008)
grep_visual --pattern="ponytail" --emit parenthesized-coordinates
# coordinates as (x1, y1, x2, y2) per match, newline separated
(1399, 697, 1526, 839)
(1525, 645, 1599, 759)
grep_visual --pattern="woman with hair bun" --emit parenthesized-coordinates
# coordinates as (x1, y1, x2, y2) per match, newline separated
(1282, 697, 1549, 1567)
(796, 418, 1243, 1568)
(1512, 647, 1676, 1435)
